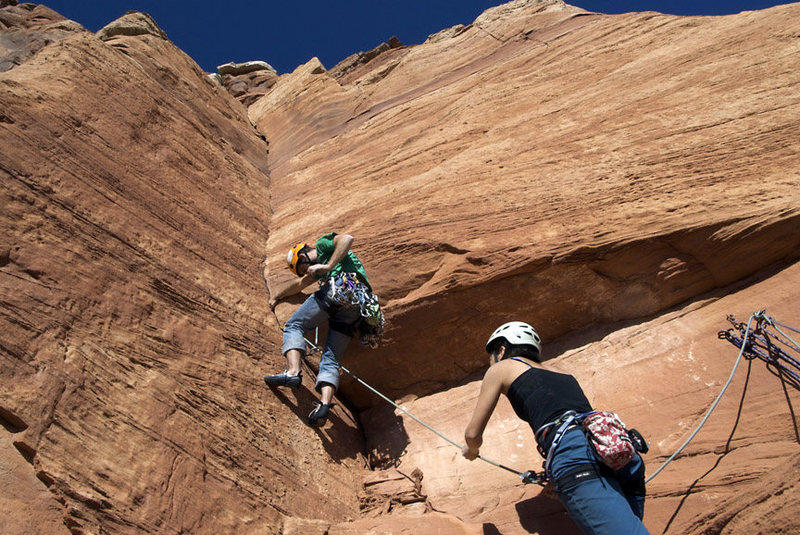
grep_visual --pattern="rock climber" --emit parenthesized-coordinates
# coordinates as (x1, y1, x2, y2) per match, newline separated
(462, 321, 649, 534)
(263, 232, 383, 426)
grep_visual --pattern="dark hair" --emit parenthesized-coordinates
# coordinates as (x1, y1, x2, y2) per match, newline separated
(493, 339, 541, 363)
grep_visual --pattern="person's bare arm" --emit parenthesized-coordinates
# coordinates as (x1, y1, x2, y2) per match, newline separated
(266, 262, 315, 309)
(306, 234, 354, 277)
(462, 364, 504, 460)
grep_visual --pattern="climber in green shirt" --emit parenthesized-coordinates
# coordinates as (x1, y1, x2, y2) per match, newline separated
(264, 232, 382, 426)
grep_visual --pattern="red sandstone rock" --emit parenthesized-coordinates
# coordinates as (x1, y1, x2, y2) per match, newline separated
(213, 60, 279, 107)
(250, 0, 800, 409)
(2, 1, 799, 534)
(0, 6, 363, 534)
(0, 3, 82, 71)
(328, 36, 404, 83)
(0, 430, 71, 534)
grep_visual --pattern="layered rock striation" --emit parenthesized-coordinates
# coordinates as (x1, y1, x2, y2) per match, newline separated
(2, 0, 800, 534)
(1, 6, 364, 534)
(211, 60, 279, 107)
(251, 0, 800, 408)
(0, 2, 83, 72)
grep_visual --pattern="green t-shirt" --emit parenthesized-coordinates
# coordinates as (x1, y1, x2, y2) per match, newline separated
(315, 232, 371, 290)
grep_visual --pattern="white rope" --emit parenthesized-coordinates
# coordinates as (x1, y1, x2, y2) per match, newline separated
(771, 321, 800, 353)
(645, 313, 757, 483)
(303, 329, 531, 480)
(773, 317, 800, 336)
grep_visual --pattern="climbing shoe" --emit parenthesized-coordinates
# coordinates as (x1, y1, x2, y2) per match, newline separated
(263, 370, 302, 388)
(308, 401, 332, 427)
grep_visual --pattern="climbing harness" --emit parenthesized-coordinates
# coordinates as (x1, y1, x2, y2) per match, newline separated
(541, 411, 581, 474)
(319, 272, 385, 348)
(297, 327, 547, 486)
(537, 410, 647, 477)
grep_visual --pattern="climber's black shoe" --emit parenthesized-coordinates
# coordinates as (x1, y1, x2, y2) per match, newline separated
(308, 401, 332, 426)
(263, 371, 302, 388)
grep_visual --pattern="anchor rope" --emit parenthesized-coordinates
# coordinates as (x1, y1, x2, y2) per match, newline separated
(644, 312, 757, 483)
(303, 330, 535, 482)
(722, 311, 800, 384)
(273, 318, 538, 483)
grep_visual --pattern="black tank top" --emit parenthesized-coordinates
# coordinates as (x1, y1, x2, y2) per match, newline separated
(506, 359, 593, 448)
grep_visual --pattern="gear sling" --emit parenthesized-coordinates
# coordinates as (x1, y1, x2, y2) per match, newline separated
(315, 272, 385, 348)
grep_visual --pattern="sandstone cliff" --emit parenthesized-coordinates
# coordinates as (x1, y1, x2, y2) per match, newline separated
(252, 0, 800, 408)
(1, 5, 364, 534)
(2, 0, 799, 534)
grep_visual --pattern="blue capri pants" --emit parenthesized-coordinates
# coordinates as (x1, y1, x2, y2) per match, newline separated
(549, 428, 649, 535)
(281, 293, 361, 392)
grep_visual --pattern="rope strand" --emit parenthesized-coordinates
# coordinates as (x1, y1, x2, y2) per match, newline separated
(303, 331, 532, 481)
(646, 313, 756, 483)
(773, 318, 800, 335)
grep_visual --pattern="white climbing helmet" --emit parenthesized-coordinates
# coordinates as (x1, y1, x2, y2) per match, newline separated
(485, 321, 542, 354)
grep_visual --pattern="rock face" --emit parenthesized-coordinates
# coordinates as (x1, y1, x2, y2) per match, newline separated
(212, 60, 279, 107)
(327, 36, 404, 82)
(2, 1, 799, 534)
(0, 3, 83, 71)
(251, 0, 800, 408)
(0, 6, 364, 535)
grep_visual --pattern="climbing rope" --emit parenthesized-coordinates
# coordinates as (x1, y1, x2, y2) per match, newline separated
(644, 312, 758, 483)
(720, 311, 800, 389)
(298, 329, 545, 485)
(647, 310, 800, 483)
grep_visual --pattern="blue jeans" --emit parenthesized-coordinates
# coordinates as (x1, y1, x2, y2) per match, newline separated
(549, 429, 649, 535)
(281, 293, 361, 392)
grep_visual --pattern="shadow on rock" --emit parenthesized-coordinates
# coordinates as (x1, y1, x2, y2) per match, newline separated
(265, 382, 364, 463)
(515, 492, 582, 535)
(360, 403, 410, 468)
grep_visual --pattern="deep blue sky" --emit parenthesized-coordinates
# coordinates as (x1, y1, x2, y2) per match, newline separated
(40, 1, 792, 74)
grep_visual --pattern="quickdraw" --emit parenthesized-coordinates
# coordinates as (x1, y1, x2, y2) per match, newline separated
(321, 272, 386, 348)
(719, 310, 800, 389)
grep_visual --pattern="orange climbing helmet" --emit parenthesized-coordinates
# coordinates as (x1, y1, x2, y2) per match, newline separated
(286, 243, 310, 275)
